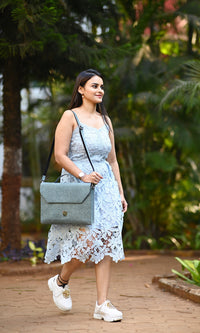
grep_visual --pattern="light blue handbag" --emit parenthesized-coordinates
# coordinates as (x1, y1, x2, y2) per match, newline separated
(40, 111, 95, 225)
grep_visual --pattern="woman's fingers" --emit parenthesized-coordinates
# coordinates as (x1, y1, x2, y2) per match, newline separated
(123, 200, 128, 212)
(93, 172, 103, 179)
(122, 200, 126, 212)
(120, 196, 128, 213)
(91, 172, 103, 184)
(82, 172, 103, 184)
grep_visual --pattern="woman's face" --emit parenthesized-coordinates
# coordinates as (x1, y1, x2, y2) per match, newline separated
(79, 75, 104, 104)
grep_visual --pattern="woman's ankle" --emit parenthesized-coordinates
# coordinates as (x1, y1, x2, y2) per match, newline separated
(97, 298, 106, 306)
(57, 274, 69, 288)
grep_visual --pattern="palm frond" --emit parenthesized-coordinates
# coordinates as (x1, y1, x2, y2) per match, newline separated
(160, 59, 200, 109)
(160, 80, 199, 109)
(184, 60, 200, 81)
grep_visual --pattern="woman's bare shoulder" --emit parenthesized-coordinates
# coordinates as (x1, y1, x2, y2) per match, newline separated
(56, 110, 76, 132)
(62, 109, 74, 119)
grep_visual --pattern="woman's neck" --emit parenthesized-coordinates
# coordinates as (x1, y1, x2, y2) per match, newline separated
(81, 100, 97, 114)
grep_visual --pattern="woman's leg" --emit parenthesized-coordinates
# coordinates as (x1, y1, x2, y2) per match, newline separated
(48, 258, 82, 311)
(58, 258, 82, 285)
(95, 256, 111, 305)
(94, 256, 123, 322)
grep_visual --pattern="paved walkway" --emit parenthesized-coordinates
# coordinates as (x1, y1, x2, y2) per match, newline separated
(0, 255, 200, 333)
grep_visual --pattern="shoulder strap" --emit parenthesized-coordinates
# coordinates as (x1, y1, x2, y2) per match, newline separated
(71, 110, 95, 172)
(41, 138, 55, 182)
(41, 111, 95, 182)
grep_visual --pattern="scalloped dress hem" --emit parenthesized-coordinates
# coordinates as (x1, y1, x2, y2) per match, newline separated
(44, 252, 125, 265)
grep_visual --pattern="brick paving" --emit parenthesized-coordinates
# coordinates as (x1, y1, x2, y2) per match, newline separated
(0, 255, 200, 333)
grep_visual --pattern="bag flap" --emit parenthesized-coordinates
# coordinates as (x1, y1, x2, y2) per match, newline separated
(40, 182, 93, 204)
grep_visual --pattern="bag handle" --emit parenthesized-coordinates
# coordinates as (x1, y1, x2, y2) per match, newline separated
(41, 110, 94, 181)
(71, 110, 95, 172)
(41, 138, 55, 182)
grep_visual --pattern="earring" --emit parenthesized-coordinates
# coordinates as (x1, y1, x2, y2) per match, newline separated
(81, 94, 84, 98)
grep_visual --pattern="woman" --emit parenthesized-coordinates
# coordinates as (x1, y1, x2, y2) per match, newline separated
(45, 69, 128, 322)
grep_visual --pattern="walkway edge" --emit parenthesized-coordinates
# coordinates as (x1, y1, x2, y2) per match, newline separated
(0, 262, 61, 276)
(154, 277, 200, 304)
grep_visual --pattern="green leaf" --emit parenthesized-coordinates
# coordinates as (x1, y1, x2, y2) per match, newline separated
(172, 269, 195, 285)
(28, 241, 36, 251)
(175, 257, 194, 274)
(174, 258, 200, 285)
(38, 252, 44, 259)
(35, 247, 43, 252)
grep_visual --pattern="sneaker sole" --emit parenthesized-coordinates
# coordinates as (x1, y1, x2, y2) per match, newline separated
(48, 278, 72, 312)
(93, 313, 122, 322)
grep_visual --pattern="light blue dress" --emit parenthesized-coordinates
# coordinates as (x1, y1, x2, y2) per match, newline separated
(44, 120, 124, 264)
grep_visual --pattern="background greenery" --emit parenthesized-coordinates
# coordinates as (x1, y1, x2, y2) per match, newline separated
(1, 0, 200, 253)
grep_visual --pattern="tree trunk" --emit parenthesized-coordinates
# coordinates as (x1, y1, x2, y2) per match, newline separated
(1, 57, 22, 252)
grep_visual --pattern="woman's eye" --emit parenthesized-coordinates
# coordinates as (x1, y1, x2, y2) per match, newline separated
(91, 84, 104, 90)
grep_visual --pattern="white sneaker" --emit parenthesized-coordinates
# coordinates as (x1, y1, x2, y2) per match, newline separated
(93, 300, 123, 322)
(48, 274, 72, 311)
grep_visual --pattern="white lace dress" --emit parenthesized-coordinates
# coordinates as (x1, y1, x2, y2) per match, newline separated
(44, 121, 124, 264)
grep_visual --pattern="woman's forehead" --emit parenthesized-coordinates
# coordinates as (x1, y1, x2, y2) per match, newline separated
(87, 75, 103, 85)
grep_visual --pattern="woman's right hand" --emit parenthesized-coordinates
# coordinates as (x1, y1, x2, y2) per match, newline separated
(82, 172, 103, 184)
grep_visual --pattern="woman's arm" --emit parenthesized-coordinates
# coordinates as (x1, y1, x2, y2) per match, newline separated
(54, 110, 82, 178)
(54, 110, 102, 184)
(106, 117, 128, 213)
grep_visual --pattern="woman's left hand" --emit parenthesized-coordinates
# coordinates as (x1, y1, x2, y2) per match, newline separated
(120, 194, 128, 213)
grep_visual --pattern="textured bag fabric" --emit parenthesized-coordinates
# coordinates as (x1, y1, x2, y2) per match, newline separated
(40, 182, 94, 225)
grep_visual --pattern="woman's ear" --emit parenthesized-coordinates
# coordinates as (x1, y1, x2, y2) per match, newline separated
(78, 86, 84, 95)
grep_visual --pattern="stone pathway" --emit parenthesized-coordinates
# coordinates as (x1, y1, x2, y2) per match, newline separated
(0, 255, 200, 333)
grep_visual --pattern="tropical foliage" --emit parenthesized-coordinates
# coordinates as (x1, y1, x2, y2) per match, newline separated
(172, 257, 200, 286)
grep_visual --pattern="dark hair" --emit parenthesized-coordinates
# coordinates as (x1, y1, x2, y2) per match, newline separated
(68, 69, 108, 121)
